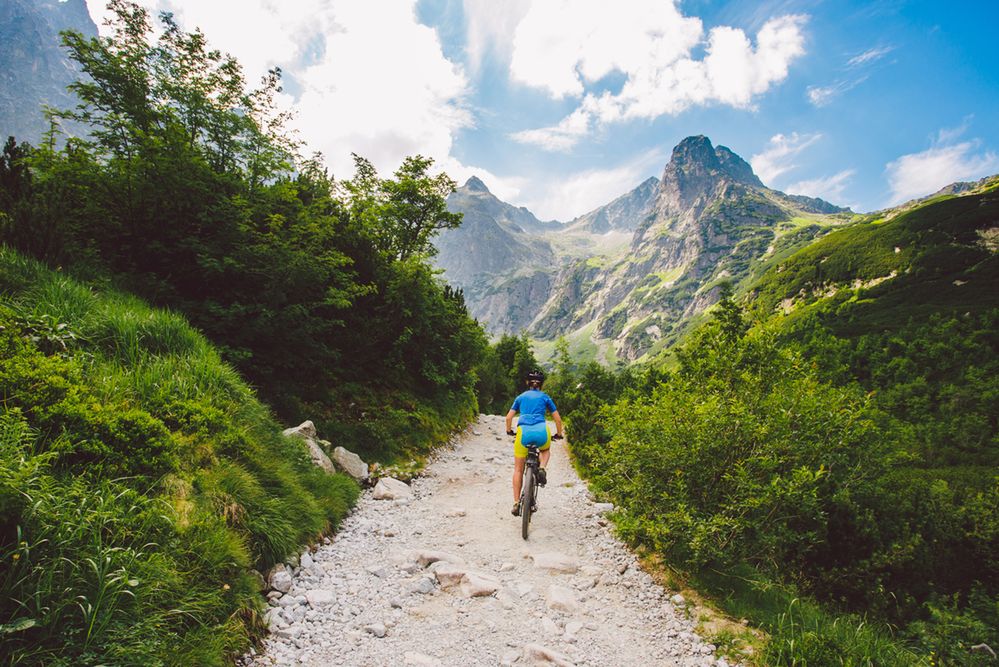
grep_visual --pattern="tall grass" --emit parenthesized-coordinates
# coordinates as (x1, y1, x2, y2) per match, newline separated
(0, 247, 359, 665)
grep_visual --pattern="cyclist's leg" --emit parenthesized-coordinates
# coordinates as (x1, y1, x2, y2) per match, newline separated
(539, 425, 552, 468)
(513, 427, 527, 502)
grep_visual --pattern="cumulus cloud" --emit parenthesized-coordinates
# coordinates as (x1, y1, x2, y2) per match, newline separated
(886, 141, 998, 205)
(508, 1, 807, 150)
(751, 132, 822, 184)
(786, 169, 855, 203)
(85, 0, 473, 180)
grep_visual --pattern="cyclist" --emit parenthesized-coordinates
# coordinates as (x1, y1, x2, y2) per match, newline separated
(505, 369, 564, 516)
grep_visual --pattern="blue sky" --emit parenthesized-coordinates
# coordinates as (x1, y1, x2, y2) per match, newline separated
(85, 0, 999, 219)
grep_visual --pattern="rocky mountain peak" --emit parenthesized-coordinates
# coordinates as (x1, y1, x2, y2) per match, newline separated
(462, 175, 490, 193)
(714, 144, 763, 188)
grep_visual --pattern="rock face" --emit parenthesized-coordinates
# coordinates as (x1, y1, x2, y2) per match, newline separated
(438, 137, 852, 362)
(0, 0, 97, 144)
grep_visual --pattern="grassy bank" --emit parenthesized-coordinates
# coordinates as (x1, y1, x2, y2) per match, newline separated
(0, 248, 359, 665)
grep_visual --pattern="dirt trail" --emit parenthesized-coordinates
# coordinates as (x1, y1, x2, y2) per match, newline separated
(245, 415, 727, 666)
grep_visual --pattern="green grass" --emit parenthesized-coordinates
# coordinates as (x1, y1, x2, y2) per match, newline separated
(0, 246, 359, 665)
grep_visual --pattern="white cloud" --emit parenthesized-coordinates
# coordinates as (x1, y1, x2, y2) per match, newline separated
(514, 148, 667, 221)
(85, 0, 473, 181)
(463, 0, 531, 73)
(751, 132, 822, 184)
(847, 45, 893, 68)
(806, 76, 866, 107)
(786, 169, 855, 203)
(508, 1, 807, 150)
(886, 141, 999, 205)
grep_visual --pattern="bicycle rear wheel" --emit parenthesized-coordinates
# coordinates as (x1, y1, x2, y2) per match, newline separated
(521, 466, 534, 540)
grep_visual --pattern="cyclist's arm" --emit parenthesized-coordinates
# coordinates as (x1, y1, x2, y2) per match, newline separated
(552, 410, 564, 437)
(505, 409, 517, 433)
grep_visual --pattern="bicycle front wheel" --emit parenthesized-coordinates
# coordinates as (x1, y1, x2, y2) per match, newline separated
(521, 466, 534, 540)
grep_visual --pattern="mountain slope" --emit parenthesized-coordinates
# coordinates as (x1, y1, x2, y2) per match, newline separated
(531, 136, 852, 360)
(0, 0, 96, 143)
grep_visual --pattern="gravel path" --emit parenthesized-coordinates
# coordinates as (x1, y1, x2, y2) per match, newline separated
(244, 415, 729, 666)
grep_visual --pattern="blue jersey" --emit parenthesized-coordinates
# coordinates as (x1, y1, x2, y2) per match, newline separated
(510, 389, 557, 427)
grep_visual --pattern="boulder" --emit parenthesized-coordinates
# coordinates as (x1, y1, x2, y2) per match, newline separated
(333, 446, 369, 481)
(373, 477, 413, 500)
(283, 421, 336, 474)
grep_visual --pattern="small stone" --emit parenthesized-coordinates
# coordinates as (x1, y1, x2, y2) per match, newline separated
(404, 652, 441, 666)
(541, 616, 561, 636)
(413, 577, 436, 594)
(268, 567, 293, 593)
(499, 562, 515, 572)
(445, 508, 467, 517)
(300, 551, 314, 570)
(305, 589, 335, 608)
(522, 643, 575, 667)
(333, 446, 369, 481)
(364, 623, 387, 638)
(670, 593, 686, 606)
(417, 550, 465, 568)
(593, 502, 614, 514)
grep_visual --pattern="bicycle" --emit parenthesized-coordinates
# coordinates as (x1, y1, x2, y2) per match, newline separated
(516, 433, 562, 540)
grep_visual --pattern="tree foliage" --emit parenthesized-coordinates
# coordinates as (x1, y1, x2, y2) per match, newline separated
(0, 1, 485, 447)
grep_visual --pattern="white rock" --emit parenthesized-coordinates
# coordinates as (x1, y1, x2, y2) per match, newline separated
(364, 623, 387, 638)
(541, 616, 561, 636)
(283, 421, 336, 474)
(670, 593, 687, 607)
(444, 507, 466, 517)
(460, 572, 501, 598)
(433, 563, 467, 589)
(522, 643, 576, 666)
(412, 577, 435, 594)
(305, 589, 335, 608)
(300, 551, 314, 570)
(499, 562, 515, 572)
(373, 477, 413, 500)
(532, 552, 580, 574)
(416, 550, 464, 568)
(268, 567, 293, 593)
(565, 621, 584, 635)
(546, 585, 579, 614)
(333, 446, 369, 481)
(404, 652, 441, 666)
(593, 502, 615, 514)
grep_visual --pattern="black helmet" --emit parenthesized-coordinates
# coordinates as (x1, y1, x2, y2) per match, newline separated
(526, 369, 545, 386)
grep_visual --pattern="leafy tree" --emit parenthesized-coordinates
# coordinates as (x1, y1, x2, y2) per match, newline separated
(343, 154, 462, 260)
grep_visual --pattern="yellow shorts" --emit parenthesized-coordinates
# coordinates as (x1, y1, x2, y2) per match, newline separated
(514, 425, 551, 458)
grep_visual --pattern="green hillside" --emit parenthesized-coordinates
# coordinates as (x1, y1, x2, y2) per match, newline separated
(551, 188, 999, 665)
(0, 248, 359, 664)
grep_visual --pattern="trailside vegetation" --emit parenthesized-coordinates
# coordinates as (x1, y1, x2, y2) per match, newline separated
(0, 248, 359, 665)
(0, 0, 486, 463)
(0, 2, 490, 663)
(555, 263, 998, 664)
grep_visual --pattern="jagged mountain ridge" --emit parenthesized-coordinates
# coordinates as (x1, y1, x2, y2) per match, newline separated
(438, 135, 854, 361)
(0, 0, 97, 144)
